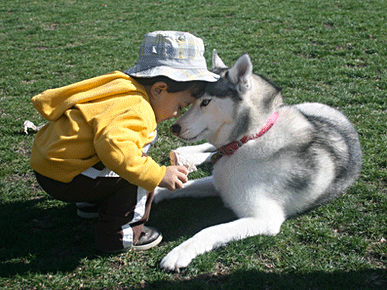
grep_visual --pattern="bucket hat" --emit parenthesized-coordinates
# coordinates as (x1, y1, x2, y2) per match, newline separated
(125, 31, 219, 82)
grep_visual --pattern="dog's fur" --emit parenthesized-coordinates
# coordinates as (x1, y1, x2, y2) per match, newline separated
(154, 50, 362, 271)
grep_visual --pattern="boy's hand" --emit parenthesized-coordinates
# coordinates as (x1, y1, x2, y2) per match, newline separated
(159, 166, 188, 191)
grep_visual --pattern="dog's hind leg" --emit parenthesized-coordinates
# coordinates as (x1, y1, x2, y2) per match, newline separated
(160, 200, 285, 271)
(153, 176, 218, 204)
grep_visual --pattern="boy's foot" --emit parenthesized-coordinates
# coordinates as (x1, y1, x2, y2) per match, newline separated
(97, 226, 163, 253)
(76, 202, 100, 219)
(132, 226, 163, 251)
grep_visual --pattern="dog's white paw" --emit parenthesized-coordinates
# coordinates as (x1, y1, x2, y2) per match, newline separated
(169, 150, 197, 173)
(160, 242, 196, 272)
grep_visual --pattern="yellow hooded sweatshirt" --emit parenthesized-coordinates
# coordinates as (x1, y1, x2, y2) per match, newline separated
(30, 71, 166, 192)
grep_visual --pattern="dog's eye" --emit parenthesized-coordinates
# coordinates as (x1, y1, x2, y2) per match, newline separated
(200, 99, 211, 107)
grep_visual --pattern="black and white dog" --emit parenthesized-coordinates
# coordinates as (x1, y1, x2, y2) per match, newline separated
(154, 50, 362, 271)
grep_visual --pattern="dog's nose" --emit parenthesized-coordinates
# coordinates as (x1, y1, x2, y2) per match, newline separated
(170, 124, 181, 136)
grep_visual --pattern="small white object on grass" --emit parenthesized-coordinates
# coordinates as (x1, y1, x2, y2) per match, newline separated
(23, 120, 45, 134)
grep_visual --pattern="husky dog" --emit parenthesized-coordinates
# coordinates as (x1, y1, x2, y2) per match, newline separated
(154, 50, 362, 271)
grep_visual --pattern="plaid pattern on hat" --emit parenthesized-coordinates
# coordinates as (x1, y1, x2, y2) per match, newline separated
(125, 31, 219, 82)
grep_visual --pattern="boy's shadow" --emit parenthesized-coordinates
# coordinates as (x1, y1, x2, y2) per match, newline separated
(0, 197, 97, 277)
(0, 191, 235, 277)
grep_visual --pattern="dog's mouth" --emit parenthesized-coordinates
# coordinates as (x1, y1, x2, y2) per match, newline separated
(180, 128, 209, 142)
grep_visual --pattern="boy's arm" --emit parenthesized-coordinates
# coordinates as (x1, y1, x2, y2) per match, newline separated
(159, 166, 188, 191)
(93, 106, 166, 192)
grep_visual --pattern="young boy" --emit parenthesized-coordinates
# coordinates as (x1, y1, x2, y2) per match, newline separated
(30, 31, 219, 252)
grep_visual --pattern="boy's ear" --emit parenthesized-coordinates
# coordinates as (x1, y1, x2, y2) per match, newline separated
(150, 82, 168, 98)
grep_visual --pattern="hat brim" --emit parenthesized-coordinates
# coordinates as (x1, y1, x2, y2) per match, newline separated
(125, 65, 219, 82)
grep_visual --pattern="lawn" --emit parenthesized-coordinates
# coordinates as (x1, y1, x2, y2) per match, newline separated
(1, 0, 386, 289)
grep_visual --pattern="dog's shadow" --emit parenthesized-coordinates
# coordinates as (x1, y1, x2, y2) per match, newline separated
(150, 196, 236, 242)
(148, 162, 237, 241)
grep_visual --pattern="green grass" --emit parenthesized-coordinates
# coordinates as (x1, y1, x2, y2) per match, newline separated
(1, 0, 386, 289)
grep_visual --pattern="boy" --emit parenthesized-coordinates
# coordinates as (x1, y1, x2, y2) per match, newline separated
(30, 31, 219, 252)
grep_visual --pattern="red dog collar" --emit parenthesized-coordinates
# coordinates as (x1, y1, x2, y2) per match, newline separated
(211, 112, 279, 164)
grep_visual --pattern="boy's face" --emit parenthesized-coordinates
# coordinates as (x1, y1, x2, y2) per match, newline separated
(149, 82, 198, 123)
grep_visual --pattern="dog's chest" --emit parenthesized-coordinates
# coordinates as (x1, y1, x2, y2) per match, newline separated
(211, 150, 268, 216)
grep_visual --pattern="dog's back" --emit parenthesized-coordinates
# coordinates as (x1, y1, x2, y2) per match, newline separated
(212, 101, 362, 219)
(284, 103, 362, 215)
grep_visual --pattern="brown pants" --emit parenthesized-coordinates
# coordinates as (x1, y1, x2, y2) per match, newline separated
(34, 170, 154, 252)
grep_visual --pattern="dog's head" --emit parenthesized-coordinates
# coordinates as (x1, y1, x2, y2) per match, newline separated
(171, 50, 282, 147)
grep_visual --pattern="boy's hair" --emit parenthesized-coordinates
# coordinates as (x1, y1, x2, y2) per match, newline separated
(133, 76, 207, 98)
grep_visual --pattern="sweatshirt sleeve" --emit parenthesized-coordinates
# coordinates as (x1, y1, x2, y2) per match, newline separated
(92, 100, 166, 192)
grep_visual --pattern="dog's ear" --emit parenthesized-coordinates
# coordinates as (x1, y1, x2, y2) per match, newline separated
(228, 53, 253, 93)
(212, 49, 227, 69)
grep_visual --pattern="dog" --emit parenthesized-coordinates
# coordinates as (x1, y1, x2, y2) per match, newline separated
(153, 50, 362, 271)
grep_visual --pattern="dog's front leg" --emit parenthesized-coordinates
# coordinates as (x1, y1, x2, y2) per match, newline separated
(174, 142, 217, 155)
(172, 143, 217, 166)
(153, 176, 218, 203)
(160, 216, 285, 272)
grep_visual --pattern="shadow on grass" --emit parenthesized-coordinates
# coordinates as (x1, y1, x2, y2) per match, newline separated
(0, 193, 236, 278)
(1, 195, 386, 289)
(0, 196, 97, 277)
(150, 196, 236, 243)
(139, 268, 387, 290)
(146, 199, 387, 290)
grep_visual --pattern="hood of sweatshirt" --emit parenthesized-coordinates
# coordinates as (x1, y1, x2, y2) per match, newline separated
(32, 71, 148, 121)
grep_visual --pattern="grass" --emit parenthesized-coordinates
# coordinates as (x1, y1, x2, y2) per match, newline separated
(1, 0, 386, 289)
